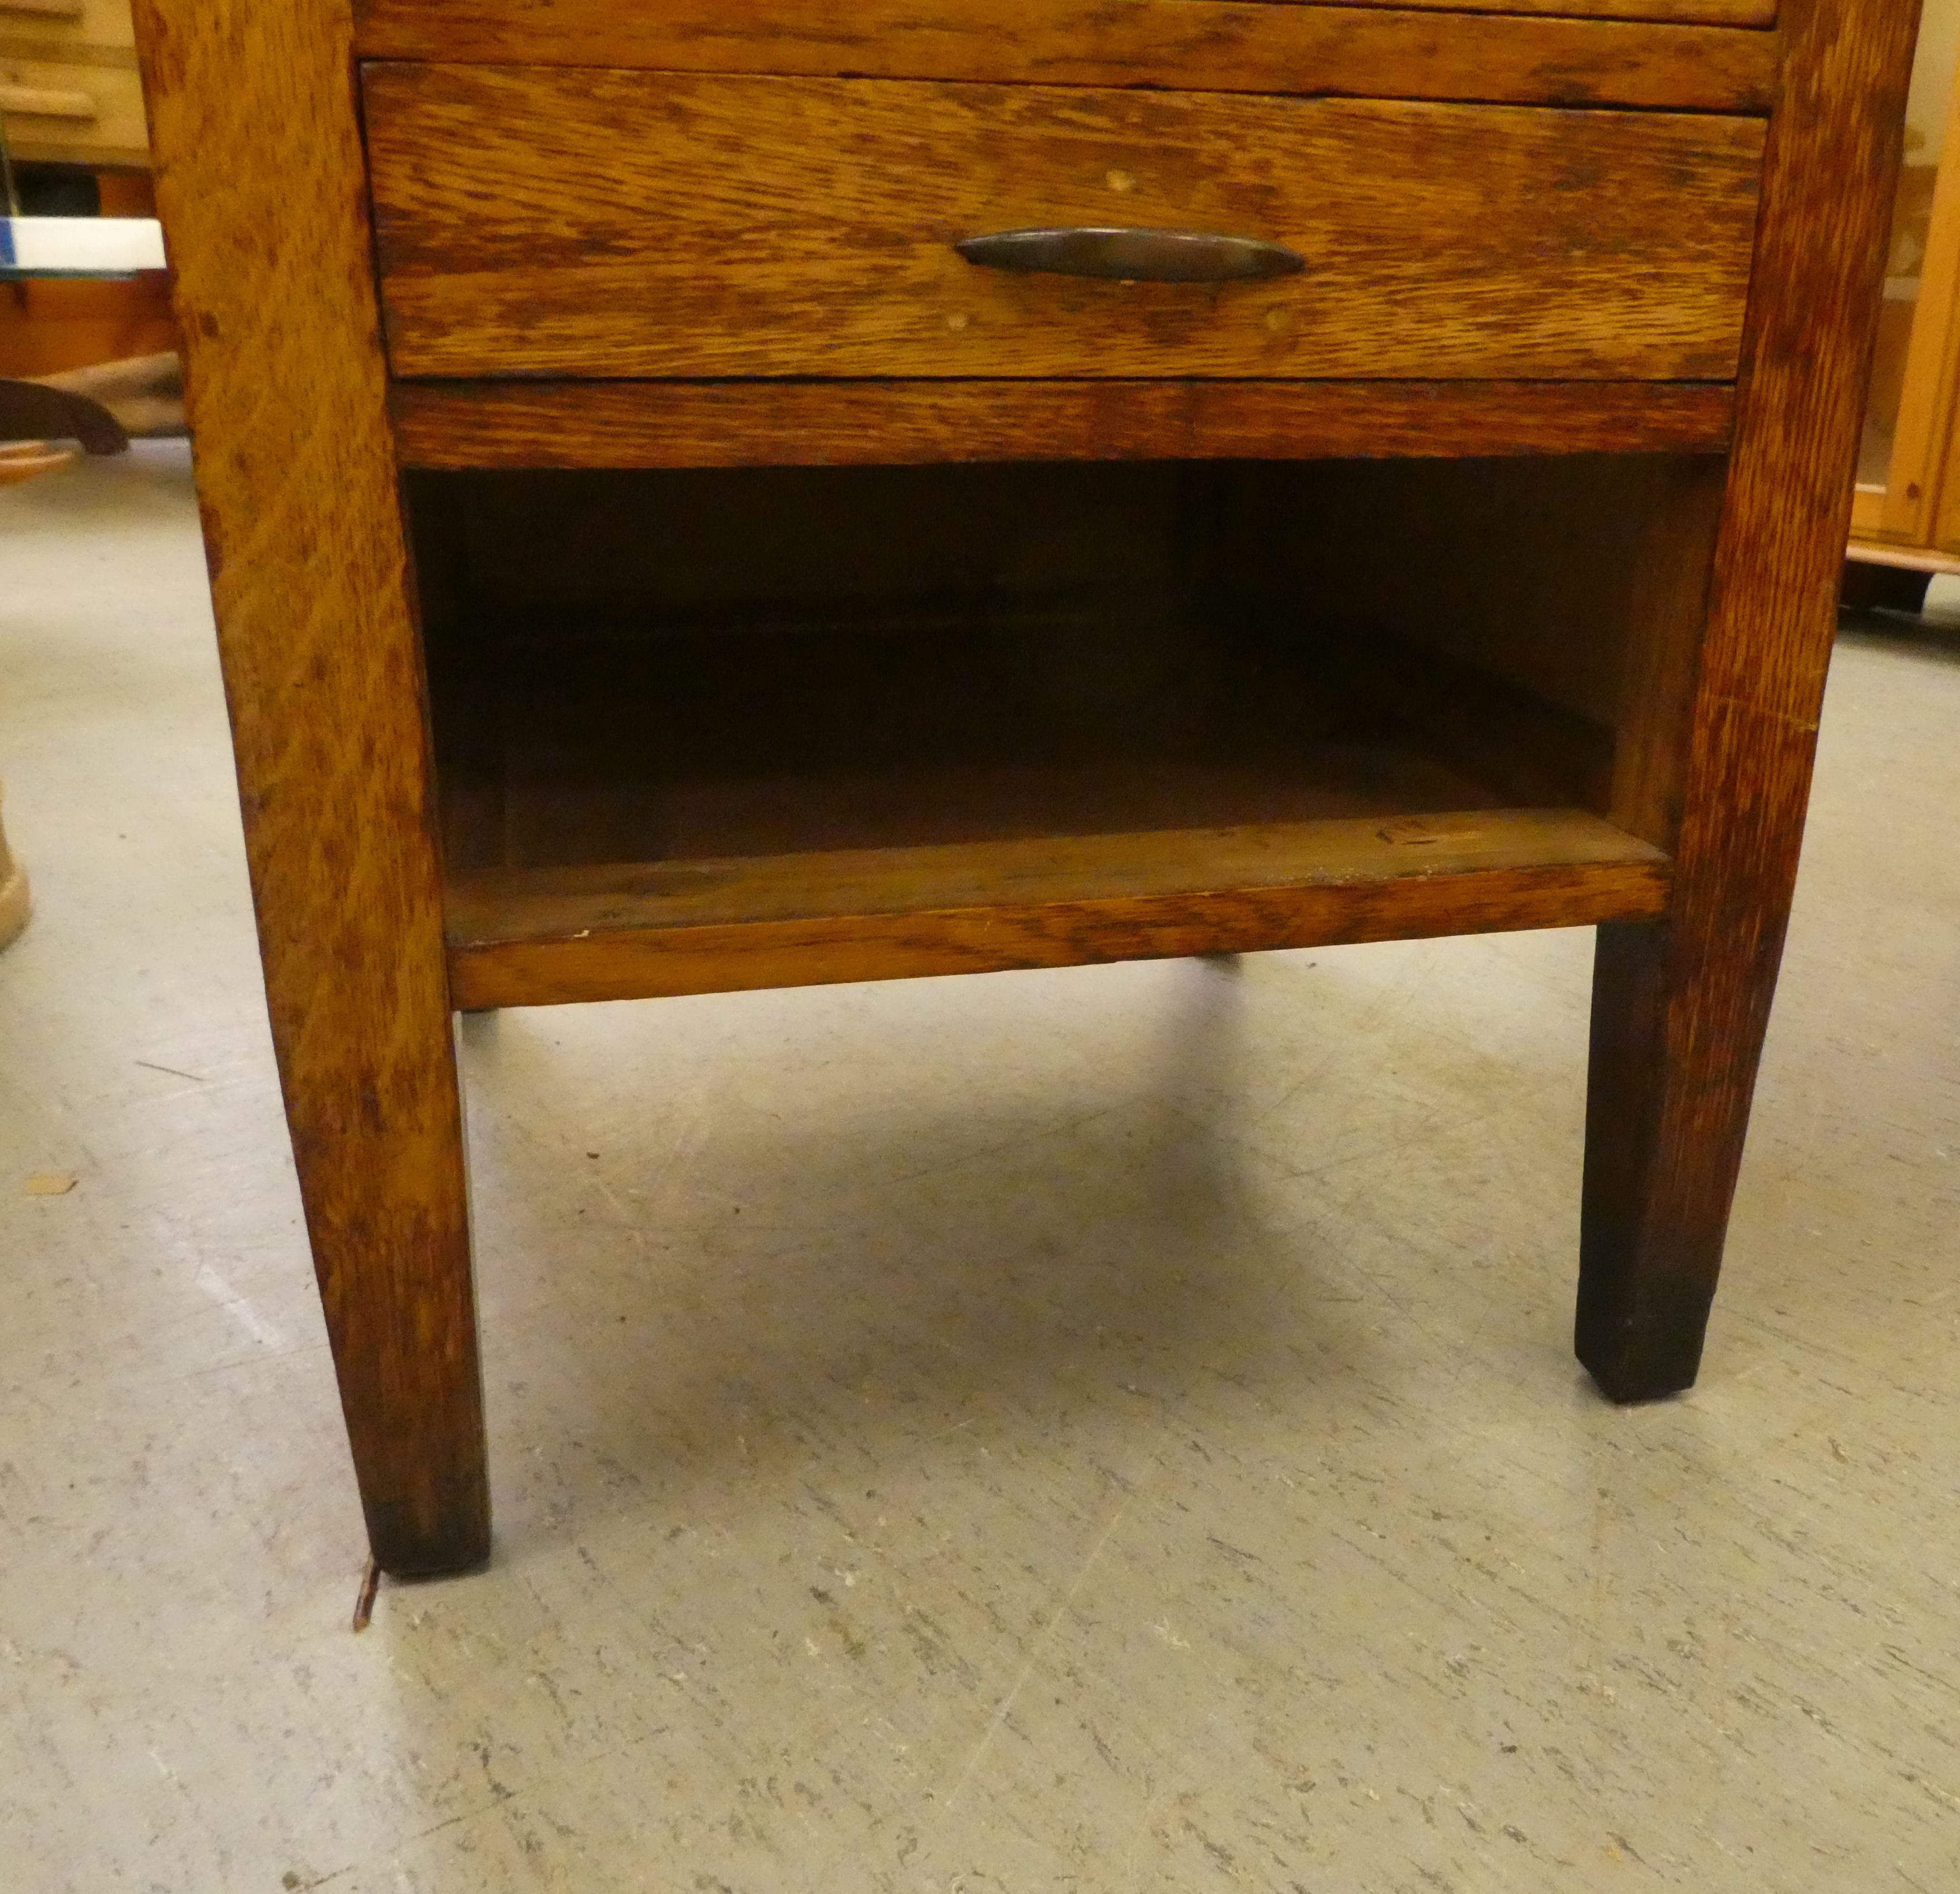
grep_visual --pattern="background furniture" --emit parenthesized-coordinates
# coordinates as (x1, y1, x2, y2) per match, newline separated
(1849, 0, 1960, 605)
(0, 372, 125, 450)
(134, 0, 1916, 1576)
(1, 0, 147, 171)
(1, 214, 165, 474)
(1, 0, 170, 379)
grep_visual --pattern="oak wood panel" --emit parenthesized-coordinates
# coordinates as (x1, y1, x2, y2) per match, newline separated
(1299, 612, 1618, 813)
(1213, 454, 1723, 783)
(368, 69, 1765, 384)
(1576, 0, 1918, 1400)
(391, 379, 1739, 471)
(1603, 456, 1726, 848)
(447, 812, 1671, 1009)
(354, 1, 1780, 112)
(130, 0, 488, 1572)
(407, 460, 1196, 631)
(430, 609, 1528, 873)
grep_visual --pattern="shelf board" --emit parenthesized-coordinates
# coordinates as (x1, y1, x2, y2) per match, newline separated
(1845, 539, 1960, 575)
(446, 808, 1668, 1008)
(391, 379, 1736, 473)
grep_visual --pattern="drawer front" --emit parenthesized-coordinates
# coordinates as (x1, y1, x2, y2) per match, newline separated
(366, 66, 1764, 384)
(0, 54, 146, 163)
(0, 0, 134, 55)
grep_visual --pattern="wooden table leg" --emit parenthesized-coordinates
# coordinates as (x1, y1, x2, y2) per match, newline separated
(134, 0, 490, 1570)
(282, 1004, 488, 1575)
(1578, 913, 1780, 1400)
(1573, 0, 1915, 1404)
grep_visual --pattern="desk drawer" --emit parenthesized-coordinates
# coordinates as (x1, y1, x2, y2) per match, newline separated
(366, 65, 1763, 383)
(0, 51, 145, 164)
(0, 0, 134, 55)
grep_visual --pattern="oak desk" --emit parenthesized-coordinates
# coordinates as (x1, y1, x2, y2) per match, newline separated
(134, 0, 1914, 1574)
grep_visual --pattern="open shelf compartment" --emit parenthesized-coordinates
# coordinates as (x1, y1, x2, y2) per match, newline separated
(407, 458, 1705, 1008)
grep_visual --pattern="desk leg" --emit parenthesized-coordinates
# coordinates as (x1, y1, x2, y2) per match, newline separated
(1569, 0, 1917, 1402)
(127, 0, 496, 1576)
(1577, 896, 1789, 1402)
(276, 1002, 490, 1576)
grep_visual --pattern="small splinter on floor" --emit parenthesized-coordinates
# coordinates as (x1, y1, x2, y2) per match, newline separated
(23, 1172, 77, 1196)
(135, 1059, 205, 1082)
(351, 1557, 380, 1633)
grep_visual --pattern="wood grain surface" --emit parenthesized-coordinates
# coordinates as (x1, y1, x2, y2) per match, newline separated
(1213, 453, 1725, 765)
(131, 0, 489, 1572)
(1576, 0, 1919, 1400)
(447, 812, 1670, 1009)
(353, 0, 1779, 112)
(367, 69, 1765, 386)
(368, 69, 1765, 384)
(390, 379, 1739, 471)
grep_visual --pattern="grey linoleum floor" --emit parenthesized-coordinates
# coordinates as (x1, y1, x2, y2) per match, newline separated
(3, 444, 1958, 1892)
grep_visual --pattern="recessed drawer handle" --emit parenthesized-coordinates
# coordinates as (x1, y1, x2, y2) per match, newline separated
(955, 227, 1305, 283)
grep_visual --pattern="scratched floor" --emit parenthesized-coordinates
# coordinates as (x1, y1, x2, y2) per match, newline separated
(3, 445, 1958, 1892)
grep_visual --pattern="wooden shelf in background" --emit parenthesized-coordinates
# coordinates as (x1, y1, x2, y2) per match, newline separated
(429, 591, 1658, 1007)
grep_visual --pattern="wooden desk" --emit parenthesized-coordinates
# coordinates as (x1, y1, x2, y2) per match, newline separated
(132, 0, 1915, 1575)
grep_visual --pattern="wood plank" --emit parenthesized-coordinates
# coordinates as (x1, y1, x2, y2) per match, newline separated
(1604, 457, 1727, 849)
(1576, 0, 1918, 1401)
(368, 68, 1765, 383)
(391, 379, 1739, 471)
(431, 604, 1558, 871)
(353, 1, 1780, 113)
(130, 0, 488, 1574)
(1211, 451, 1725, 838)
(1845, 538, 1960, 574)
(447, 811, 1671, 1008)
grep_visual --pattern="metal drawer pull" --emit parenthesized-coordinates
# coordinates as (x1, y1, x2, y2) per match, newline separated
(955, 226, 1305, 283)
